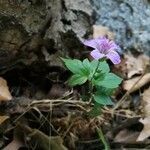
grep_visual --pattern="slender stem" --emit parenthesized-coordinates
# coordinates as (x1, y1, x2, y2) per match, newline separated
(88, 60, 101, 101)
(91, 60, 101, 81)
(96, 127, 110, 150)
(88, 81, 93, 102)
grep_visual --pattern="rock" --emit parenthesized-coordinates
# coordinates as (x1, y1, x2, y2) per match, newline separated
(0, 0, 93, 73)
(45, 0, 93, 58)
(91, 0, 150, 54)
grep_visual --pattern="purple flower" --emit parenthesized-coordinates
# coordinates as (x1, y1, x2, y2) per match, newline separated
(83, 36, 121, 64)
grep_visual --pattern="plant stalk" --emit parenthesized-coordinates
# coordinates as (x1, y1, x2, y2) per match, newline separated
(88, 60, 101, 102)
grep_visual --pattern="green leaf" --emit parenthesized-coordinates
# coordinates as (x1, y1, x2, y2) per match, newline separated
(92, 73, 105, 85)
(93, 93, 114, 105)
(81, 59, 97, 79)
(82, 59, 91, 76)
(89, 60, 110, 80)
(90, 60, 110, 73)
(83, 59, 90, 69)
(61, 58, 85, 75)
(95, 73, 122, 88)
(88, 104, 102, 117)
(94, 72, 105, 81)
(68, 74, 87, 86)
(90, 60, 99, 71)
(98, 60, 110, 74)
(96, 86, 115, 96)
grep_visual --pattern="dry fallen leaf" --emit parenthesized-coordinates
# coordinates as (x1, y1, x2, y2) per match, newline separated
(93, 25, 114, 39)
(114, 129, 139, 143)
(18, 123, 68, 150)
(3, 127, 24, 150)
(137, 87, 150, 141)
(113, 53, 149, 79)
(124, 54, 150, 79)
(0, 115, 9, 124)
(3, 139, 23, 150)
(0, 77, 12, 101)
(123, 73, 150, 93)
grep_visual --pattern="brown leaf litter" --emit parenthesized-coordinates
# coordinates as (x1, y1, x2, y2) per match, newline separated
(0, 77, 12, 101)
(93, 25, 114, 39)
(137, 87, 150, 141)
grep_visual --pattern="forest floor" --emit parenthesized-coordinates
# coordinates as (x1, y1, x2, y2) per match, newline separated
(0, 26, 150, 150)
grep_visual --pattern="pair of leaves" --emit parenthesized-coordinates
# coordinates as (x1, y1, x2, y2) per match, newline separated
(92, 86, 115, 106)
(91, 67, 122, 106)
(62, 58, 88, 86)
(89, 88, 114, 117)
(62, 58, 110, 86)
(92, 73, 122, 106)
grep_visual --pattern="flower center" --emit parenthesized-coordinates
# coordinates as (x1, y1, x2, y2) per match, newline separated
(99, 42, 111, 54)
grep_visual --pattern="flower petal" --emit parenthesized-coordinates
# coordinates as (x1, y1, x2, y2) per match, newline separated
(90, 49, 105, 60)
(106, 50, 121, 64)
(83, 39, 98, 49)
(109, 43, 121, 53)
